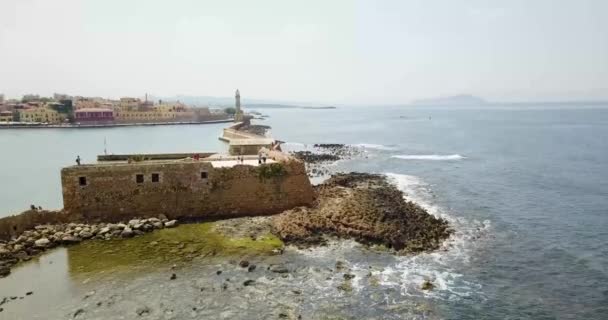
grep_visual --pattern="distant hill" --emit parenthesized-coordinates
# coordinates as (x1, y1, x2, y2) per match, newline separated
(411, 94, 488, 106)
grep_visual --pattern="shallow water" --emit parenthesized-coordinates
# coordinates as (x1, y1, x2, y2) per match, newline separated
(2, 104, 608, 318)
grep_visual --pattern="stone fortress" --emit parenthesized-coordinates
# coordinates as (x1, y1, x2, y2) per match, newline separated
(0, 90, 314, 239)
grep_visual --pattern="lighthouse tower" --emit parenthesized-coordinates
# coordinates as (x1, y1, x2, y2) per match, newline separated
(234, 89, 244, 122)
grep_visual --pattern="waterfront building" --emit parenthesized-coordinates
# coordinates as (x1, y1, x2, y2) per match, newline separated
(18, 106, 65, 124)
(53, 93, 72, 101)
(21, 94, 40, 102)
(0, 94, 4, 104)
(74, 108, 114, 124)
(0, 111, 13, 122)
(119, 97, 142, 111)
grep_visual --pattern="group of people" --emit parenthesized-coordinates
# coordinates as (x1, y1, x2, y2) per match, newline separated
(258, 152, 267, 164)
(236, 156, 245, 164)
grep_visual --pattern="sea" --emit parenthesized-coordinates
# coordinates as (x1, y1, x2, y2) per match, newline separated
(1, 104, 607, 319)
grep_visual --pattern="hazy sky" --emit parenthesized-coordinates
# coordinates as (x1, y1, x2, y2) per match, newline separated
(1, 0, 607, 104)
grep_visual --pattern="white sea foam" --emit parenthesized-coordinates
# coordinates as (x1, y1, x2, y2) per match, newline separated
(392, 154, 465, 161)
(291, 172, 490, 302)
(383, 173, 490, 299)
(354, 143, 396, 151)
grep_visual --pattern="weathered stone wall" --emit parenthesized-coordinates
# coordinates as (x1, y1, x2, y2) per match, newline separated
(61, 158, 314, 222)
(0, 210, 76, 240)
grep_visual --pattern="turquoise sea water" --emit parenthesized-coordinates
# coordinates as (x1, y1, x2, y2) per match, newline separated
(1, 104, 608, 319)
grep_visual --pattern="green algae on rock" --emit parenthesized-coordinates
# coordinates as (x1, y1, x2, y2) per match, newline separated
(68, 223, 283, 275)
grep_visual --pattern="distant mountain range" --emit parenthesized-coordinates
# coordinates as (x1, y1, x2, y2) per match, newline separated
(410, 94, 488, 106)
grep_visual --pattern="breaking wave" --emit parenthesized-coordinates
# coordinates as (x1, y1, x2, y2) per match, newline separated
(383, 173, 489, 299)
(354, 143, 396, 151)
(293, 172, 490, 305)
(392, 154, 465, 161)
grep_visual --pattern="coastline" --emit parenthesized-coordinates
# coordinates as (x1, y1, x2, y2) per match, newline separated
(0, 118, 233, 130)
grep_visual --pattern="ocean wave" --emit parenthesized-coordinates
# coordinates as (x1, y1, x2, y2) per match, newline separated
(383, 173, 489, 299)
(291, 173, 490, 304)
(392, 154, 465, 161)
(354, 143, 396, 151)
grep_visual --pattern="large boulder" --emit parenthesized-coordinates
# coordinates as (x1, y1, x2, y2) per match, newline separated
(34, 238, 51, 248)
(98, 227, 111, 235)
(164, 220, 178, 228)
(121, 227, 134, 238)
(79, 230, 94, 239)
(61, 235, 82, 245)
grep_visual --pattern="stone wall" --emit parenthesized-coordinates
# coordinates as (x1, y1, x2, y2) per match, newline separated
(61, 157, 314, 222)
(0, 210, 75, 240)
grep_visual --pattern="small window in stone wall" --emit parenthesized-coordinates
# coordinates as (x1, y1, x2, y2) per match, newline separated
(136, 174, 144, 183)
(201, 171, 208, 179)
(151, 173, 160, 183)
(79, 177, 87, 186)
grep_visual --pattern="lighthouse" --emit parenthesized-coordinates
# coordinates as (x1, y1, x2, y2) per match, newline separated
(234, 89, 244, 122)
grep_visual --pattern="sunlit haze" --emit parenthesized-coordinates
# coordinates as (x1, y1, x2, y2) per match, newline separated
(1, 0, 607, 104)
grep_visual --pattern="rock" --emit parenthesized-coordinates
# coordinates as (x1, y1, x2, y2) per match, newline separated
(121, 227, 134, 238)
(136, 306, 150, 316)
(0, 266, 10, 277)
(128, 219, 140, 226)
(0, 248, 10, 258)
(98, 227, 111, 235)
(337, 282, 353, 292)
(148, 217, 160, 223)
(133, 223, 144, 230)
(247, 264, 256, 272)
(270, 265, 289, 274)
(216, 270, 222, 275)
(34, 238, 51, 248)
(170, 273, 177, 280)
(152, 222, 164, 229)
(158, 214, 168, 221)
(79, 231, 93, 239)
(14, 251, 30, 261)
(164, 220, 178, 228)
(73, 308, 85, 318)
(116, 223, 127, 230)
(61, 235, 82, 245)
(421, 280, 435, 291)
(343, 274, 356, 280)
(239, 260, 249, 268)
(243, 280, 255, 286)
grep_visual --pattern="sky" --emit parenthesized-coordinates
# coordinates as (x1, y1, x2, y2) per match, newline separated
(0, 0, 607, 105)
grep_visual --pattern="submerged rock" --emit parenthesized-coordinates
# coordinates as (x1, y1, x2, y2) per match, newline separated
(136, 306, 150, 316)
(421, 280, 435, 291)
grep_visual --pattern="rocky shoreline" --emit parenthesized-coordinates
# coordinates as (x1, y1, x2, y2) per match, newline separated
(1, 170, 452, 279)
(236, 124, 271, 136)
(290, 143, 364, 178)
(273, 173, 452, 253)
(0, 216, 178, 278)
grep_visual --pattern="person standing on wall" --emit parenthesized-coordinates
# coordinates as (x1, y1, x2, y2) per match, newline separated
(76, 155, 81, 165)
